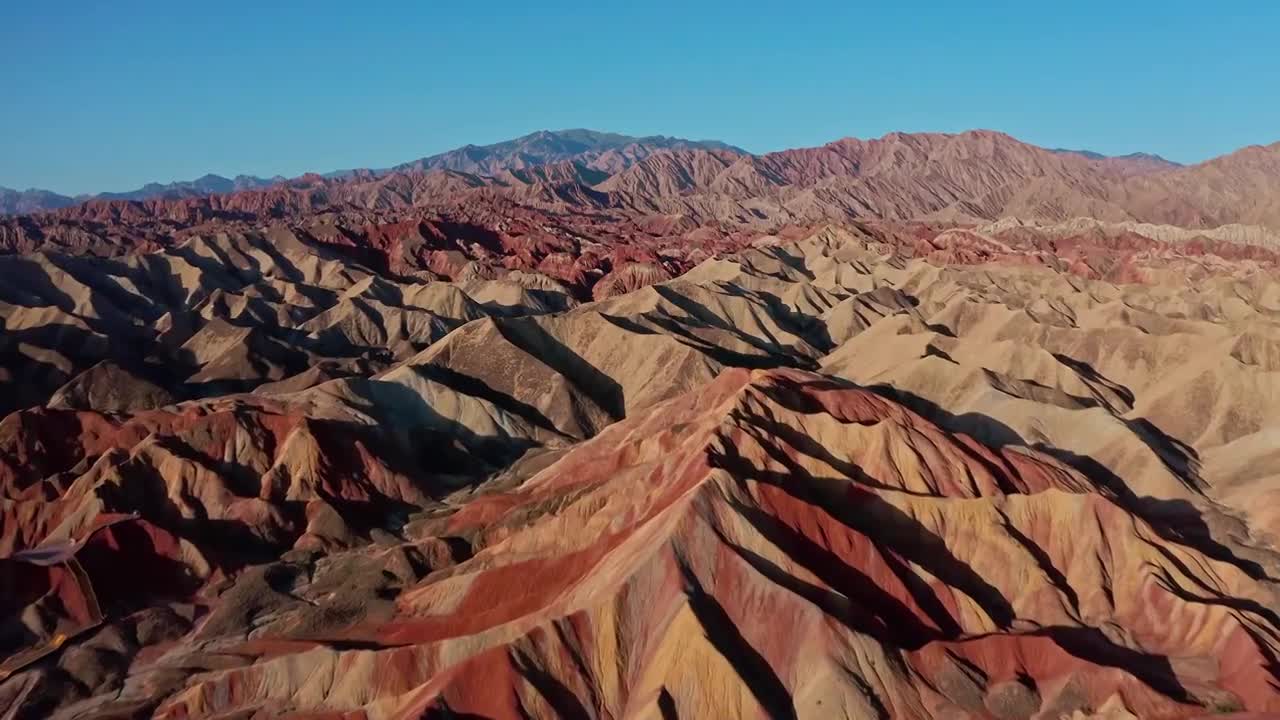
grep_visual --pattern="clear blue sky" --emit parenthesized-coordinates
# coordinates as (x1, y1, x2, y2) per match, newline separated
(2, 1, 1277, 195)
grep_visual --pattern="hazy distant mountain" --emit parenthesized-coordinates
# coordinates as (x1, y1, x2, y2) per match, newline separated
(393, 129, 747, 175)
(1049, 148, 1183, 175)
(2, 130, 743, 214)
(94, 173, 283, 201)
(1, 130, 1261, 223)
(0, 174, 285, 214)
(1050, 147, 1109, 160)
(0, 186, 77, 214)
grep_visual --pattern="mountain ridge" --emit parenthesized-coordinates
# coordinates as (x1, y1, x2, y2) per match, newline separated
(0, 173, 284, 214)
(2, 128, 1242, 216)
(0, 129, 745, 214)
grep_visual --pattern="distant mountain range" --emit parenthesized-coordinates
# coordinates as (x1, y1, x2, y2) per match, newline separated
(93, 173, 285, 201)
(0, 130, 739, 215)
(0, 187, 80, 215)
(0, 173, 283, 214)
(390, 129, 743, 175)
(1048, 148, 1183, 176)
(6, 128, 1280, 247)
(1050, 148, 1180, 164)
(7, 129, 1280, 250)
(0, 129, 1179, 215)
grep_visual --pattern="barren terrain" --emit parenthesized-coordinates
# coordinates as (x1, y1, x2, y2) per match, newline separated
(3, 130, 1280, 718)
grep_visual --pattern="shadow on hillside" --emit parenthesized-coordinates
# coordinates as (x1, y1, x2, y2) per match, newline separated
(653, 283, 825, 365)
(491, 316, 624, 421)
(710, 437, 1016, 631)
(706, 432, 1198, 705)
(676, 554, 798, 720)
(410, 364, 565, 436)
(718, 282, 838, 354)
(600, 311, 800, 371)
(432, 219, 506, 257)
(354, 376, 540, 477)
(0, 256, 79, 311)
(861, 383, 1272, 583)
(0, 316, 154, 417)
(512, 647, 592, 720)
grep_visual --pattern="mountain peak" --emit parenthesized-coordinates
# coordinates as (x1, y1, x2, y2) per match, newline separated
(393, 129, 746, 176)
(1050, 147, 1181, 164)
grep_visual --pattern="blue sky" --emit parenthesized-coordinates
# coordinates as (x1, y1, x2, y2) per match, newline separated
(2, 1, 1277, 195)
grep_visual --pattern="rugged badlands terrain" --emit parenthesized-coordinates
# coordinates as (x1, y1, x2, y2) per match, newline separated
(4, 130, 1280, 719)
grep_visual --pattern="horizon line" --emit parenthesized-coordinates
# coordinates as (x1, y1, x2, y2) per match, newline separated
(5, 127, 1278, 199)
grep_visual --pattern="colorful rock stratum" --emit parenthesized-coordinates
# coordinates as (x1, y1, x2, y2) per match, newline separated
(4, 130, 1280, 719)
